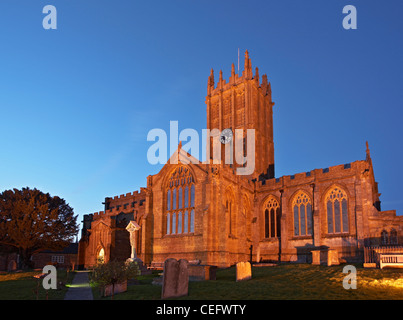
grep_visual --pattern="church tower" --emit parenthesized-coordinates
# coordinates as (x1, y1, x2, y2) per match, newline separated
(205, 50, 275, 179)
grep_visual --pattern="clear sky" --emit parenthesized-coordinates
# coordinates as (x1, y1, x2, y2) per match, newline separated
(1, 0, 402, 236)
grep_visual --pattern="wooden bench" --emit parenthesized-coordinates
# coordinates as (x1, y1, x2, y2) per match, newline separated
(379, 253, 403, 269)
(148, 262, 164, 270)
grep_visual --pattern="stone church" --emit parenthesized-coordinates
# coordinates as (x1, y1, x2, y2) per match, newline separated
(77, 51, 403, 269)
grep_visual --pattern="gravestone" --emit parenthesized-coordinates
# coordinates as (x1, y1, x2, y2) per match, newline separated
(188, 265, 217, 281)
(236, 261, 252, 282)
(311, 250, 321, 265)
(161, 258, 189, 299)
(311, 247, 340, 266)
(7, 260, 17, 272)
(327, 249, 340, 266)
(104, 281, 127, 297)
(256, 245, 261, 263)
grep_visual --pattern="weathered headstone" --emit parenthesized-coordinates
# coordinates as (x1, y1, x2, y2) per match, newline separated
(236, 261, 252, 282)
(161, 258, 189, 299)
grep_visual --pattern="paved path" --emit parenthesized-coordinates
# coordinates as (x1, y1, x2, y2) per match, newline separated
(64, 271, 93, 300)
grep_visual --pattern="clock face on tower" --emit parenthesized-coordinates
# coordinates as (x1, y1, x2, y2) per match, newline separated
(220, 128, 233, 144)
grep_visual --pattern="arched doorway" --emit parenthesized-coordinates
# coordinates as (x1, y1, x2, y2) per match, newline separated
(97, 248, 105, 264)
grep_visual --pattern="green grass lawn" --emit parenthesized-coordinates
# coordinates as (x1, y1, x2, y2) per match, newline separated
(2, 264, 402, 300)
(0, 269, 74, 300)
(95, 264, 403, 300)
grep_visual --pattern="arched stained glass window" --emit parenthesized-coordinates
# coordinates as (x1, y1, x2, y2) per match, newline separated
(263, 196, 281, 239)
(166, 166, 195, 235)
(292, 191, 313, 236)
(326, 187, 349, 234)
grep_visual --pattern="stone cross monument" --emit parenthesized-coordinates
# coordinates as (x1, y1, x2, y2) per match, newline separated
(126, 221, 141, 260)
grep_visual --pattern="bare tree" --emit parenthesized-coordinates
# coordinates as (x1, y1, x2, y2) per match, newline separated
(0, 187, 79, 268)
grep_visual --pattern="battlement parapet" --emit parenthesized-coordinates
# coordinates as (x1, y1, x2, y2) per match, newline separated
(109, 190, 144, 202)
(257, 160, 366, 189)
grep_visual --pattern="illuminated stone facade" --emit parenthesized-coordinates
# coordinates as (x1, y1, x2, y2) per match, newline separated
(78, 51, 403, 269)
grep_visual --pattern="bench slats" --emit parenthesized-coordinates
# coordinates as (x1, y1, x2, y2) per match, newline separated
(379, 253, 403, 269)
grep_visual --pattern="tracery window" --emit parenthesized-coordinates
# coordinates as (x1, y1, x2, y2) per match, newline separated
(166, 166, 195, 235)
(326, 186, 349, 234)
(263, 196, 281, 238)
(390, 229, 398, 245)
(292, 191, 313, 236)
(381, 230, 388, 245)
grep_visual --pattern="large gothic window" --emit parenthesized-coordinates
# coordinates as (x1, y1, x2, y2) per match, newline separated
(326, 186, 349, 234)
(263, 196, 281, 238)
(166, 166, 195, 235)
(292, 191, 313, 236)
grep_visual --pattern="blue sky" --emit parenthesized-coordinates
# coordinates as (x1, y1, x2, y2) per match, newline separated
(1, 0, 403, 234)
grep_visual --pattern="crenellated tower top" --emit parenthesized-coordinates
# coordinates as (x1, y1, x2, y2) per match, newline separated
(205, 50, 276, 179)
(207, 50, 272, 99)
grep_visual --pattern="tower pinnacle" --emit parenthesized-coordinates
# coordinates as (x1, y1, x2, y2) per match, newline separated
(243, 50, 252, 79)
(366, 141, 371, 161)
